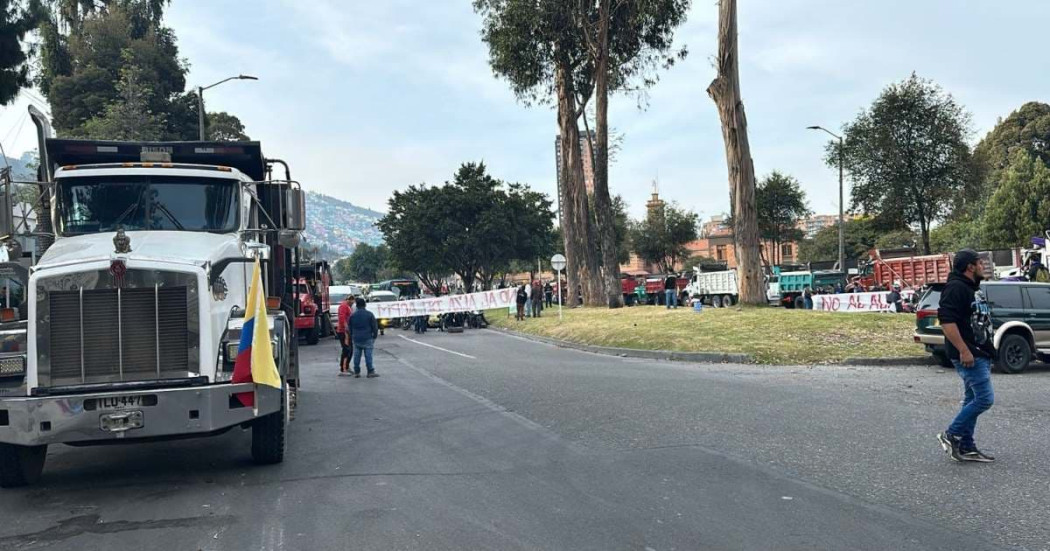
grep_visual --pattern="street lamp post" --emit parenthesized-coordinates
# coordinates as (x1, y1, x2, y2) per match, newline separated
(197, 74, 258, 140)
(807, 125, 845, 273)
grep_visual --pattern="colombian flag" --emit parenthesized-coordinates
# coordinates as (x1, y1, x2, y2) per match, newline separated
(232, 258, 282, 407)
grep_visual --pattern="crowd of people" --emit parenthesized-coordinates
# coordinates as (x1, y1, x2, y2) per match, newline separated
(514, 279, 555, 321)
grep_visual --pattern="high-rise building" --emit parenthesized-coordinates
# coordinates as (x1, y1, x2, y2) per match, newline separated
(554, 132, 596, 195)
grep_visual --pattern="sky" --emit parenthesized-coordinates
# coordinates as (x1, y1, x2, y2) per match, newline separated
(2, 0, 1049, 221)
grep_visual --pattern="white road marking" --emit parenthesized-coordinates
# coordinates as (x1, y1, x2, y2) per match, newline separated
(398, 335, 477, 359)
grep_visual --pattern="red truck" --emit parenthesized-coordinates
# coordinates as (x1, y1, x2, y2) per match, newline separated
(294, 261, 333, 345)
(621, 274, 689, 305)
(857, 249, 952, 290)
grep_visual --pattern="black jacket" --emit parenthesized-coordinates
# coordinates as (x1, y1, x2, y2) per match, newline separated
(664, 276, 677, 290)
(937, 272, 992, 359)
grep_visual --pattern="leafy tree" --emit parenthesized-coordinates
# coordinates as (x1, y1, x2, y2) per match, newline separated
(78, 51, 165, 140)
(833, 73, 973, 254)
(875, 229, 918, 250)
(755, 171, 810, 266)
(681, 254, 717, 273)
(629, 202, 698, 273)
(575, 0, 690, 308)
(0, 0, 42, 106)
(965, 102, 1050, 217)
(930, 219, 984, 254)
(378, 162, 555, 293)
(797, 218, 879, 263)
(377, 184, 451, 296)
(475, 0, 604, 305)
(205, 111, 249, 141)
(337, 243, 392, 284)
(982, 150, 1050, 249)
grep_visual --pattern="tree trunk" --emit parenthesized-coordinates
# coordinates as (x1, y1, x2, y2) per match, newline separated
(555, 56, 602, 307)
(588, 0, 623, 309)
(708, 0, 764, 306)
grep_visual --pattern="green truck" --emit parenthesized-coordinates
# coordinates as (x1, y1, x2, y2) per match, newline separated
(777, 270, 847, 308)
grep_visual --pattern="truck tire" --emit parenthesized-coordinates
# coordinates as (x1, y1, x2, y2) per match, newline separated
(997, 333, 1032, 374)
(723, 295, 734, 307)
(0, 444, 47, 488)
(305, 317, 320, 345)
(711, 295, 723, 308)
(252, 387, 288, 465)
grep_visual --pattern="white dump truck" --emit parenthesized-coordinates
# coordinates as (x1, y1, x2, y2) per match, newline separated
(684, 267, 739, 308)
(0, 111, 305, 486)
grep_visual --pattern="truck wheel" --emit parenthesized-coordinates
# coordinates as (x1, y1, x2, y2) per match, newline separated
(0, 444, 47, 488)
(305, 317, 320, 345)
(997, 333, 1032, 374)
(252, 387, 288, 465)
(723, 295, 735, 307)
(711, 295, 723, 308)
(794, 296, 805, 309)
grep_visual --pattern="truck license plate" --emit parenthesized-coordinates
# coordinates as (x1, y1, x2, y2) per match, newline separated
(100, 411, 144, 433)
(97, 396, 145, 410)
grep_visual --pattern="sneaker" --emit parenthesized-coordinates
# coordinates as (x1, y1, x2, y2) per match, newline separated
(937, 432, 965, 462)
(961, 449, 995, 463)
(366, 372, 379, 378)
(338, 372, 348, 377)
(354, 374, 361, 378)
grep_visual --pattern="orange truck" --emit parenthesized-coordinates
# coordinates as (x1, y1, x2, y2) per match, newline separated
(857, 249, 952, 290)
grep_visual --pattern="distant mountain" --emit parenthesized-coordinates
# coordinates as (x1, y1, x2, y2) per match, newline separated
(303, 191, 383, 257)
(2, 151, 36, 180)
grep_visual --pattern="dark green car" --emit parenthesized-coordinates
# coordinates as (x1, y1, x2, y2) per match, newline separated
(914, 280, 1050, 373)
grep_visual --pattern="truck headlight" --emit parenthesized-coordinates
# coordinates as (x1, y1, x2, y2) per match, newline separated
(223, 340, 279, 364)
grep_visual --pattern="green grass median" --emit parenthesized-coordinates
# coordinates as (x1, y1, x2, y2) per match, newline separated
(488, 305, 924, 365)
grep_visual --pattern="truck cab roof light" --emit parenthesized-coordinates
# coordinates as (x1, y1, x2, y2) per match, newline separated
(266, 297, 281, 310)
(217, 166, 232, 172)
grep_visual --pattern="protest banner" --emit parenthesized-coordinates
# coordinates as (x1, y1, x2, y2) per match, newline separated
(812, 291, 897, 313)
(373, 288, 518, 318)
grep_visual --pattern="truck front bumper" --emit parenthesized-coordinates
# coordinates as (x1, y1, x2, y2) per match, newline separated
(0, 382, 281, 447)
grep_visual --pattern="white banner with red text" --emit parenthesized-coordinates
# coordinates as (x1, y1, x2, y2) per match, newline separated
(373, 288, 518, 318)
(813, 292, 897, 313)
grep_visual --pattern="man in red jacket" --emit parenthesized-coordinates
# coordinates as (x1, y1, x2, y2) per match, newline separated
(336, 295, 354, 375)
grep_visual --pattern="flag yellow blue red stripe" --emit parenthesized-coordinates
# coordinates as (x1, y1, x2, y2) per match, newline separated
(232, 259, 282, 406)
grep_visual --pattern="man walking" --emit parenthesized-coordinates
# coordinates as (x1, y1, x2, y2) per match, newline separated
(349, 297, 380, 378)
(336, 294, 354, 375)
(937, 249, 995, 462)
(544, 281, 553, 308)
(664, 274, 678, 309)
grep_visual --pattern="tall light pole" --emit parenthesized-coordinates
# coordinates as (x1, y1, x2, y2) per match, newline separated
(807, 125, 845, 273)
(197, 74, 258, 140)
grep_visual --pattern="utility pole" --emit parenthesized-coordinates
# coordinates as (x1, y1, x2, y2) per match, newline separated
(196, 75, 259, 140)
(807, 126, 845, 272)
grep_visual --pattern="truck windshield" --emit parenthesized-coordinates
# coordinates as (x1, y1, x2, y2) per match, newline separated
(57, 175, 238, 235)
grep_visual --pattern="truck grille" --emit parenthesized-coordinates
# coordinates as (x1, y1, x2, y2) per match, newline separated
(48, 287, 189, 383)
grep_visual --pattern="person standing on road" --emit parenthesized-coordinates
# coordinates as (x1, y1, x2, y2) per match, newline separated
(664, 274, 678, 309)
(544, 281, 553, 308)
(531, 279, 543, 317)
(336, 294, 354, 376)
(516, 284, 528, 321)
(937, 249, 995, 462)
(349, 297, 380, 378)
(802, 285, 813, 310)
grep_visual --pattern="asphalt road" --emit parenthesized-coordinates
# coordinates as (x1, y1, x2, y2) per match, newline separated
(1, 324, 1048, 550)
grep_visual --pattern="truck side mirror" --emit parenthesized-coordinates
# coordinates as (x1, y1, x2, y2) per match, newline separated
(284, 188, 306, 231)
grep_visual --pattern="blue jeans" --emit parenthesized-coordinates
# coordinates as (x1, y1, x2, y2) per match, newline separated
(804, 297, 813, 310)
(947, 356, 994, 450)
(665, 290, 677, 308)
(353, 345, 375, 374)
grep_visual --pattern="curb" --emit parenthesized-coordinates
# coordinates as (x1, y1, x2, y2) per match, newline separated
(838, 356, 935, 367)
(490, 327, 933, 367)
(490, 327, 754, 364)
